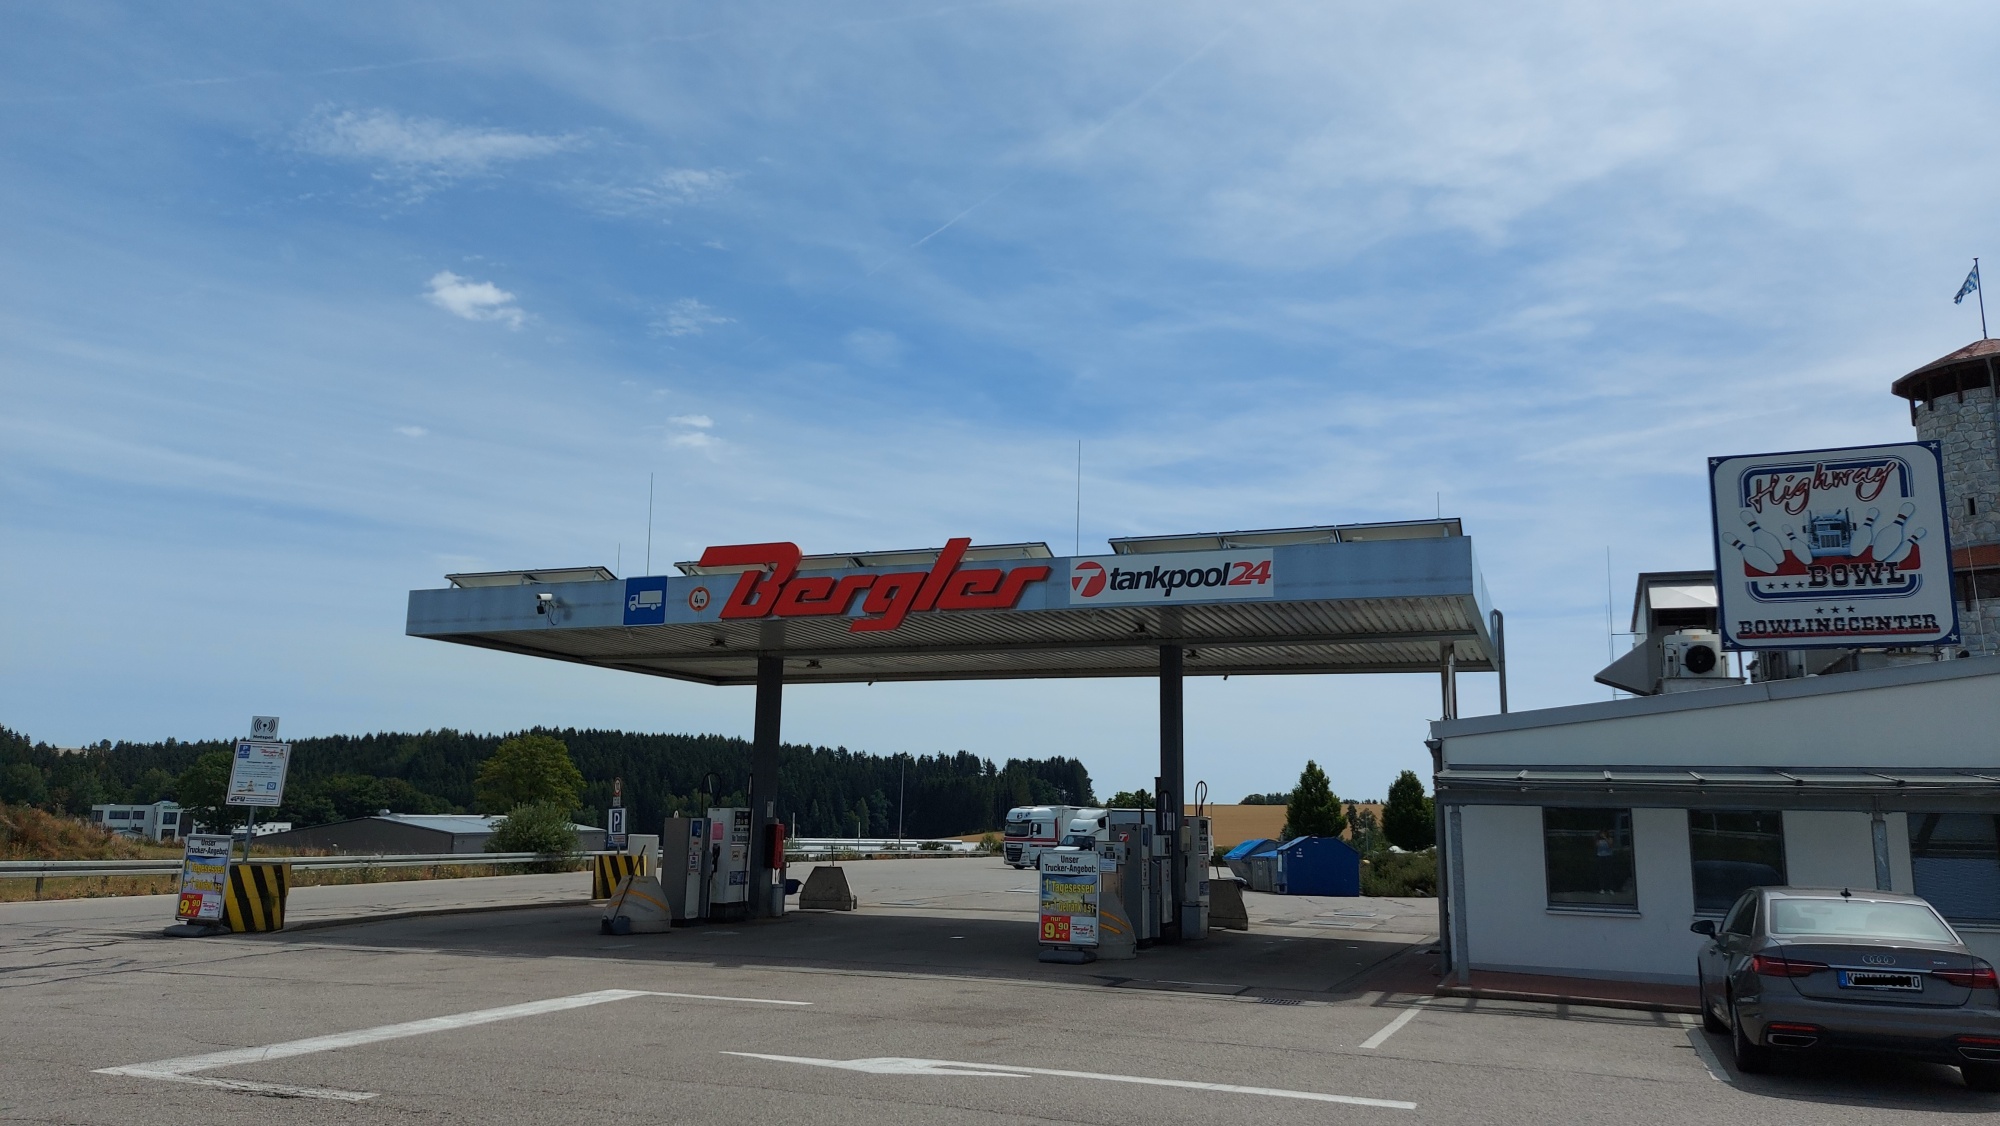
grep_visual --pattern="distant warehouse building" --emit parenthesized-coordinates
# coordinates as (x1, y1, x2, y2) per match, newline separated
(254, 813, 607, 854)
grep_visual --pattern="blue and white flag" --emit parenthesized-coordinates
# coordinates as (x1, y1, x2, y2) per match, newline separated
(1957, 263, 1981, 305)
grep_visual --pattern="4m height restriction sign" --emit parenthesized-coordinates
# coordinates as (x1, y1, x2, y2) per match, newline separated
(1708, 442, 1958, 650)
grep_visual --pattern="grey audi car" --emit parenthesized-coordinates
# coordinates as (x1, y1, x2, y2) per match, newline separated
(1694, 886, 2000, 1088)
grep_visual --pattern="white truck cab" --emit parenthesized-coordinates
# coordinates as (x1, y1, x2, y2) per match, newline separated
(1003, 805, 1103, 868)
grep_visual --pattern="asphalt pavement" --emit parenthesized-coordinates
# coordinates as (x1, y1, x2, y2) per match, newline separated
(2, 857, 1993, 1123)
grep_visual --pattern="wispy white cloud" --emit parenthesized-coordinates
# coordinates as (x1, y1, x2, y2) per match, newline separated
(394, 425, 428, 438)
(650, 298, 730, 338)
(295, 107, 580, 190)
(669, 414, 714, 428)
(425, 271, 525, 328)
(669, 430, 719, 449)
(575, 167, 735, 217)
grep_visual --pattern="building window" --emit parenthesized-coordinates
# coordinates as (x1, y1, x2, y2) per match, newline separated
(109, 810, 130, 820)
(1958, 569, 2000, 603)
(1910, 814, 2000, 924)
(1543, 808, 1637, 910)
(1688, 810, 1787, 913)
(161, 813, 178, 824)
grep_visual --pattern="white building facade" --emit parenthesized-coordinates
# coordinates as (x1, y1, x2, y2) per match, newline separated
(1430, 658, 2000, 985)
(88, 801, 184, 842)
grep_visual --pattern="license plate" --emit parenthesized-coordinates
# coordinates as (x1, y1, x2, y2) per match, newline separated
(1838, 970, 1921, 991)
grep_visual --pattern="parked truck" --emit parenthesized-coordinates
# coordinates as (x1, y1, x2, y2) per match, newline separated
(1003, 805, 1103, 869)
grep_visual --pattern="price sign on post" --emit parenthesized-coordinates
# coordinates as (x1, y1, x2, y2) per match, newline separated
(175, 834, 232, 922)
(1038, 849, 1100, 949)
(226, 741, 291, 807)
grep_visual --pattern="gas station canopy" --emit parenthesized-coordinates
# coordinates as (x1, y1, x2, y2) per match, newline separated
(408, 519, 1498, 686)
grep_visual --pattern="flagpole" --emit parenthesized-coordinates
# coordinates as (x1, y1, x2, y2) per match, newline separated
(1978, 258, 1988, 339)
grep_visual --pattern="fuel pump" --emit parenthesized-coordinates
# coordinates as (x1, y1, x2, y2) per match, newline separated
(1106, 812, 1160, 945)
(661, 815, 712, 924)
(707, 807, 753, 920)
(1180, 814, 1212, 940)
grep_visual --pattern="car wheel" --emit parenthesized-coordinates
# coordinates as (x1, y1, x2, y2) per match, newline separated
(1964, 1063, 2000, 1093)
(1697, 965, 1727, 1034)
(1729, 994, 1770, 1074)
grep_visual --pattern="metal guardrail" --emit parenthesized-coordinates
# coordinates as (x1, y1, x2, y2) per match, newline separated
(0, 852, 590, 881)
(786, 837, 981, 856)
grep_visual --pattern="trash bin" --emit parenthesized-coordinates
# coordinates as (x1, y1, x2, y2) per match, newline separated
(1273, 836, 1361, 896)
(1224, 838, 1278, 887)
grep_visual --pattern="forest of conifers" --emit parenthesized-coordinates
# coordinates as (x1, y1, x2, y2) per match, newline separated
(0, 725, 1096, 839)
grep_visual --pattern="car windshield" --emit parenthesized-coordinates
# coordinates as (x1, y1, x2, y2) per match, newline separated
(1004, 820, 1033, 837)
(1060, 834, 1096, 848)
(1768, 898, 1955, 943)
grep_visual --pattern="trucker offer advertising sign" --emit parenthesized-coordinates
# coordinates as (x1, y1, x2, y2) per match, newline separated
(1709, 442, 1957, 649)
(1038, 849, 1099, 947)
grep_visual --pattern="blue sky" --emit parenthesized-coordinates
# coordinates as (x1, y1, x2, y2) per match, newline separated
(3, 3, 1997, 803)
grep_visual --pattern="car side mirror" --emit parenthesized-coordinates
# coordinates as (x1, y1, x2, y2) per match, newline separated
(1690, 919, 1717, 937)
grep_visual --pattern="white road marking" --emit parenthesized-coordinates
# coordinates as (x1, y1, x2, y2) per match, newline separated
(1359, 998, 1431, 1049)
(726, 1052, 1417, 1110)
(1678, 1019, 1730, 1083)
(98, 988, 809, 1101)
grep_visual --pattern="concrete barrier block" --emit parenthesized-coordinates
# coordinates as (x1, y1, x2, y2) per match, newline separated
(1209, 875, 1250, 931)
(601, 874, 672, 935)
(799, 865, 858, 911)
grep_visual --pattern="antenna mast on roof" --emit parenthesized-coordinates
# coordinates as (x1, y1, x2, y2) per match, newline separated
(1074, 441, 1083, 555)
(645, 473, 655, 575)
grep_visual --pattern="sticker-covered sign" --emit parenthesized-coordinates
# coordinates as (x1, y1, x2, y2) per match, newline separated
(225, 741, 291, 807)
(1709, 442, 1958, 649)
(175, 834, 232, 922)
(1066, 549, 1274, 606)
(1038, 848, 1100, 947)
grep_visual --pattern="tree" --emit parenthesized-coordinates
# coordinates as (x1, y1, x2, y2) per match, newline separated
(1382, 770, 1436, 850)
(1282, 760, 1345, 839)
(486, 802, 578, 857)
(1239, 792, 1288, 805)
(1, 762, 48, 807)
(1347, 802, 1383, 856)
(1106, 789, 1153, 809)
(175, 750, 235, 832)
(474, 735, 584, 814)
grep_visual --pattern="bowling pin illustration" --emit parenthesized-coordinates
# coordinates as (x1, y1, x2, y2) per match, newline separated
(1870, 501, 1918, 561)
(1740, 509, 1787, 566)
(1728, 536, 1783, 575)
(1848, 508, 1880, 557)
(1881, 522, 1924, 566)
(1780, 525, 1813, 568)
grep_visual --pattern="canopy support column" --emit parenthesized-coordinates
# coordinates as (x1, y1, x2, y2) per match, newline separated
(1160, 643, 1184, 941)
(749, 654, 783, 918)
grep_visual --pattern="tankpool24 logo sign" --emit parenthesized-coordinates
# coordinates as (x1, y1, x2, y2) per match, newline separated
(1065, 549, 1275, 606)
(1708, 442, 1957, 650)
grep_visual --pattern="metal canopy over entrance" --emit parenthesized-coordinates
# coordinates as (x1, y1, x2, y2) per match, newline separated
(411, 520, 1497, 685)
(407, 519, 1501, 931)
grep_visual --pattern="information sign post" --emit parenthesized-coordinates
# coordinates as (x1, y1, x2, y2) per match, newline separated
(227, 717, 291, 862)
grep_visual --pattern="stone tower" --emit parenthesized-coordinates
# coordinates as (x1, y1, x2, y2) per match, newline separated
(1891, 338, 2000, 654)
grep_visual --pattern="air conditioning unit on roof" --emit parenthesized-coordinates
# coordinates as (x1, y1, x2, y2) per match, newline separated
(1660, 629, 1735, 692)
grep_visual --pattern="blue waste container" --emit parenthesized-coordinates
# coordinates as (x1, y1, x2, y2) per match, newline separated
(1223, 838, 1277, 887)
(1274, 836, 1361, 896)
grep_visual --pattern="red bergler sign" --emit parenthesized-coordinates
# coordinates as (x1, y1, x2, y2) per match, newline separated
(697, 538, 1052, 633)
